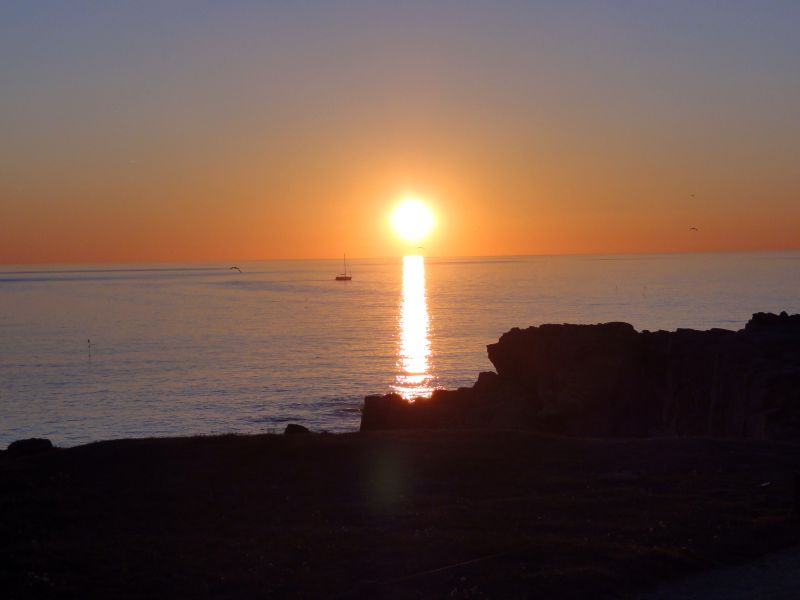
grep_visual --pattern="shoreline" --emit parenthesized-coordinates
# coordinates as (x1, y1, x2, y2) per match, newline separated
(3, 429, 799, 598)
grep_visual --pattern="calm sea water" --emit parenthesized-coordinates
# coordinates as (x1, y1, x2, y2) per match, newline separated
(1, 252, 798, 447)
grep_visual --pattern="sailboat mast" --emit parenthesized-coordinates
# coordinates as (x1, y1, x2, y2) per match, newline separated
(335, 252, 351, 280)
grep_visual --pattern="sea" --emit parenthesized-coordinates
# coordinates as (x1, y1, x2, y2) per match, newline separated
(1, 251, 799, 447)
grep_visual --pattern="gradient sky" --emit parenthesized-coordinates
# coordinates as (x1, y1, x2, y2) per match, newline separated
(2, 1, 799, 263)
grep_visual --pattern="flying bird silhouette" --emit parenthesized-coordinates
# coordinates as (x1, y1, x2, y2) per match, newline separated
(229, 266, 242, 273)
(689, 227, 699, 232)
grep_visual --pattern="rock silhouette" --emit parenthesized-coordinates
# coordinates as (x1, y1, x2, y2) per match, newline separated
(6, 438, 55, 457)
(361, 312, 800, 439)
(283, 423, 311, 435)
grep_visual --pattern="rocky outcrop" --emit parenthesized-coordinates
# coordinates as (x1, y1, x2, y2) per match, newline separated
(6, 438, 55, 458)
(361, 312, 800, 440)
(283, 424, 311, 435)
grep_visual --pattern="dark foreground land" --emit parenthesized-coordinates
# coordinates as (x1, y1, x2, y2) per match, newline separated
(2, 431, 800, 599)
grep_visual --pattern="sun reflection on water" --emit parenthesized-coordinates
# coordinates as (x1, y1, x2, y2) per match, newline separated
(393, 255, 434, 400)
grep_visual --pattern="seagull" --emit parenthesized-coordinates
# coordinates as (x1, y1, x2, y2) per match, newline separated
(689, 227, 699, 232)
(229, 266, 242, 273)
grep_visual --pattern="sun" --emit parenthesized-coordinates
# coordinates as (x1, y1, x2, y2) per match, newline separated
(391, 198, 435, 243)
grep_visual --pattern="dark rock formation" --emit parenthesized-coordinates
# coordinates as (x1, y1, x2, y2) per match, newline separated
(284, 424, 310, 435)
(361, 312, 800, 440)
(6, 438, 55, 457)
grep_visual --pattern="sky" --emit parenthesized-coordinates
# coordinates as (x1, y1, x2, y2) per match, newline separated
(1, 1, 799, 264)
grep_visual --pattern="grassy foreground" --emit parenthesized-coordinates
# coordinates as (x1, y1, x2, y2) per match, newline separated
(2, 430, 799, 598)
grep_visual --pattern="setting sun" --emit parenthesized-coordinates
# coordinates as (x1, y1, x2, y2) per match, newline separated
(391, 198, 435, 243)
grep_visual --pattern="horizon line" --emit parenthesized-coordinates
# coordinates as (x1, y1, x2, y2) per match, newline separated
(2, 246, 799, 269)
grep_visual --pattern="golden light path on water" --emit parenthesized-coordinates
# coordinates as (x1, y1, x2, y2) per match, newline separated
(393, 255, 434, 400)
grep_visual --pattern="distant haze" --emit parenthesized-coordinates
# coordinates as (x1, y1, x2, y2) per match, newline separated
(2, 2, 799, 264)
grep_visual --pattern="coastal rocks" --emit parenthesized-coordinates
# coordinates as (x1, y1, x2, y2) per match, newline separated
(284, 424, 311, 435)
(361, 393, 418, 431)
(6, 438, 55, 457)
(361, 312, 800, 440)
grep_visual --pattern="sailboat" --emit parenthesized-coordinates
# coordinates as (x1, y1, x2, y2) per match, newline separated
(335, 254, 352, 281)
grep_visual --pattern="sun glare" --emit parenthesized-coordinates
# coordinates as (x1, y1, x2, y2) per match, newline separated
(391, 198, 435, 243)
(393, 255, 433, 400)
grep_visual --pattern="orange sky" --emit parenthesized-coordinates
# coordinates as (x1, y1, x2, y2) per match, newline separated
(2, 3, 799, 264)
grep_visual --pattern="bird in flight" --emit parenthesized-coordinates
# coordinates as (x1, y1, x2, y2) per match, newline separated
(689, 227, 699, 232)
(229, 266, 242, 273)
